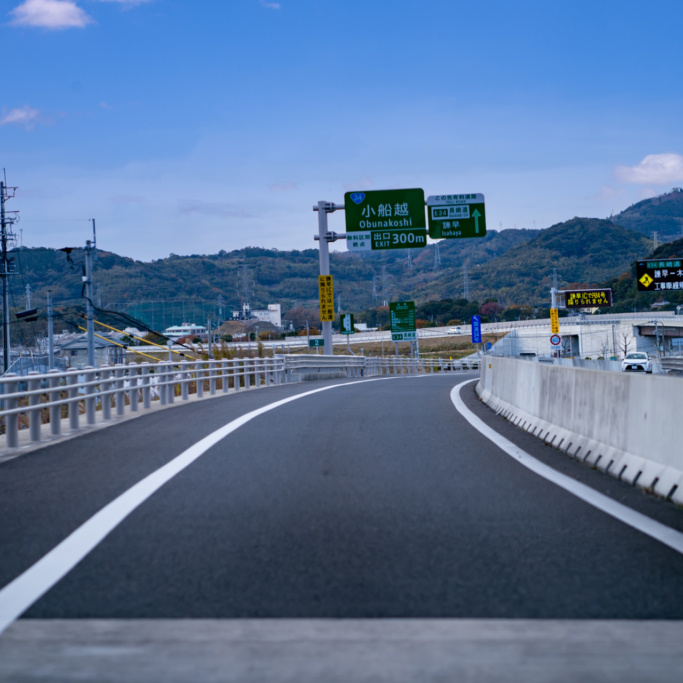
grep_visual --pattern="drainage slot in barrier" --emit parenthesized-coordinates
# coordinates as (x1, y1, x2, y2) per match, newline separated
(633, 471, 642, 486)
(619, 464, 628, 480)
(667, 484, 678, 502)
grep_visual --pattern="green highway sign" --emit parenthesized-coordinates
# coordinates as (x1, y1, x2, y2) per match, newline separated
(636, 258, 683, 292)
(345, 188, 426, 233)
(390, 301, 416, 342)
(308, 338, 324, 347)
(427, 193, 486, 239)
(371, 228, 427, 250)
(340, 313, 355, 334)
(391, 331, 417, 342)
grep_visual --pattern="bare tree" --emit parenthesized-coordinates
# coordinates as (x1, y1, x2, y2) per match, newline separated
(619, 332, 631, 358)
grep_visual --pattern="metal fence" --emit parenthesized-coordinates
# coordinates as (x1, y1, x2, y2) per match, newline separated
(0, 354, 479, 451)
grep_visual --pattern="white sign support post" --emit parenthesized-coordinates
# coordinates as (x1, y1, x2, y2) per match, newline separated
(314, 201, 345, 356)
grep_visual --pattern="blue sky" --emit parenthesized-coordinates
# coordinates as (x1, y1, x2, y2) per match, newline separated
(2, 0, 683, 261)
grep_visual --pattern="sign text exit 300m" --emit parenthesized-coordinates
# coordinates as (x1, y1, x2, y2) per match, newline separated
(371, 228, 427, 250)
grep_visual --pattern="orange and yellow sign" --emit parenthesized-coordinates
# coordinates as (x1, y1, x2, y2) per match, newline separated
(318, 275, 335, 322)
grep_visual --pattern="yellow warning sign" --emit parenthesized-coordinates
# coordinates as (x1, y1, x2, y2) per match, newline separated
(639, 273, 654, 288)
(318, 275, 335, 322)
(550, 308, 559, 334)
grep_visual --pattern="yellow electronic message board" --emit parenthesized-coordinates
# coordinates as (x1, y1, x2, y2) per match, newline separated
(318, 275, 335, 322)
(564, 289, 612, 308)
(550, 308, 559, 334)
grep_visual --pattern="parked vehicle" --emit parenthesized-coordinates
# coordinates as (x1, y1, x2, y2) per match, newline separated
(448, 326, 463, 335)
(621, 352, 652, 373)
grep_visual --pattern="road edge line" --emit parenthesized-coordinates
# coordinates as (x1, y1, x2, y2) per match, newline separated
(450, 379, 683, 556)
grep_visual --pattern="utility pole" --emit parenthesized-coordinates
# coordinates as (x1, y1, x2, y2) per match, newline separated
(25, 283, 31, 309)
(551, 268, 559, 310)
(47, 290, 55, 369)
(1, 177, 19, 374)
(463, 263, 470, 301)
(84, 240, 95, 367)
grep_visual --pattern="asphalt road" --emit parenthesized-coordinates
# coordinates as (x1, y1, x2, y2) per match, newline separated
(0, 373, 681, 621)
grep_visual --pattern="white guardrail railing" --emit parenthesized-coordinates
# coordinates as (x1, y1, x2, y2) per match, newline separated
(0, 354, 480, 451)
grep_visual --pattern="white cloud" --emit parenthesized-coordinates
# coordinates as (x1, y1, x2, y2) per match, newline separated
(615, 153, 683, 185)
(0, 105, 41, 129)
(259, 1, 281, 9)
(9, 0, 93, 29)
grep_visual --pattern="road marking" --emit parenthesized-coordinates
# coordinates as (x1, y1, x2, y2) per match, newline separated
(0, 376, 427, 635)
(451, 379, 683, 556)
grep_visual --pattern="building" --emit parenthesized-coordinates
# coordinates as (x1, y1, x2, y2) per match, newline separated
(231, 303, 282, 328)
(163, 323, 208, 341)
(58, 334, 127, 368)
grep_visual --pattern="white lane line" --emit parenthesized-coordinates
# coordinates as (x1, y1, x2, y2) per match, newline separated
(451, 379, 683, 556)
(0, 376, 410, 635)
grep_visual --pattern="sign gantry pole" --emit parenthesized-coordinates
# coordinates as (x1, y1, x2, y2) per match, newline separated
(314, 201, 345, 356)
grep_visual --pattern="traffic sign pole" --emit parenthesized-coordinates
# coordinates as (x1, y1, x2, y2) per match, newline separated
(316, 201, 335, 356)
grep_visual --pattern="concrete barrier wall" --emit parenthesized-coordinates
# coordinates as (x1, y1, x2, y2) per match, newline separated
(477, 357, 683, 505)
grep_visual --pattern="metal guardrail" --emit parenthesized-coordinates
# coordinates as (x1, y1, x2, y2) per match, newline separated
(0, 355, 479, 451)
(661, 357, 683, 374)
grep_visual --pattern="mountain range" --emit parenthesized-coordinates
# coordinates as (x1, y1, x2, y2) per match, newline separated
(7, 189, 683, 331)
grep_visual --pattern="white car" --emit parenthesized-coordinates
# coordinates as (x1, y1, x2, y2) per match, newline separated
(621, 352, 652, 373)
(448, 326, 462, 335)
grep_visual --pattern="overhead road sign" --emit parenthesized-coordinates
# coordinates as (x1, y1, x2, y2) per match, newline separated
(427, 194, 486, 239)
(550, 308, 559, 334)
(346, 228, 428, 251)
(345, 189, 426, 232)
(471, 315, 482, 344)
(636, 259, 683, 292)
(550, 334, 561, 346)
(318, 275, 335, 322)
(563, 289, 612, 308)
(340, 314, 355, 334)
(390, 301, 417, 342)
(345, 188, 427, 252)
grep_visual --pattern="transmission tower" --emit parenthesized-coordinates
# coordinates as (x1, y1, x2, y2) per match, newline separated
(463, 263, 470, 301)
(237, 263, 252, 319)
(652, 231, 659, 252)
(405, 250, 413, 270)
(372, 274, 379, 305)
(1, 174, 19, 373)
(433, 242, 442, 271)
(381, 266, 389, 306)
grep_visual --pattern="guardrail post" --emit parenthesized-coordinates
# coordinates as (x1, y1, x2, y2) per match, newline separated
(128, 365, 140, 413)
(181, 361, 189, 401)
(84, 366, 97, 426)
(209, 361, 217, 396)
(4, 373, 19, 448)
(233, 359, 241, 392)
(115, 364, 125, 417)
(68, 371, 80, 432)
(167, 363, 176, 404)
(141, 363, 151, 410)
(100, 366, 112, 421)
(266, 359, 273, 386)
(247, 358, 254, 388)
(28, 371, 42, 443)
(48, 369, 62, 436)
(196, 362, 204, 398)
(158, 363, 167, 406)
(222, 360, 230, 393)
